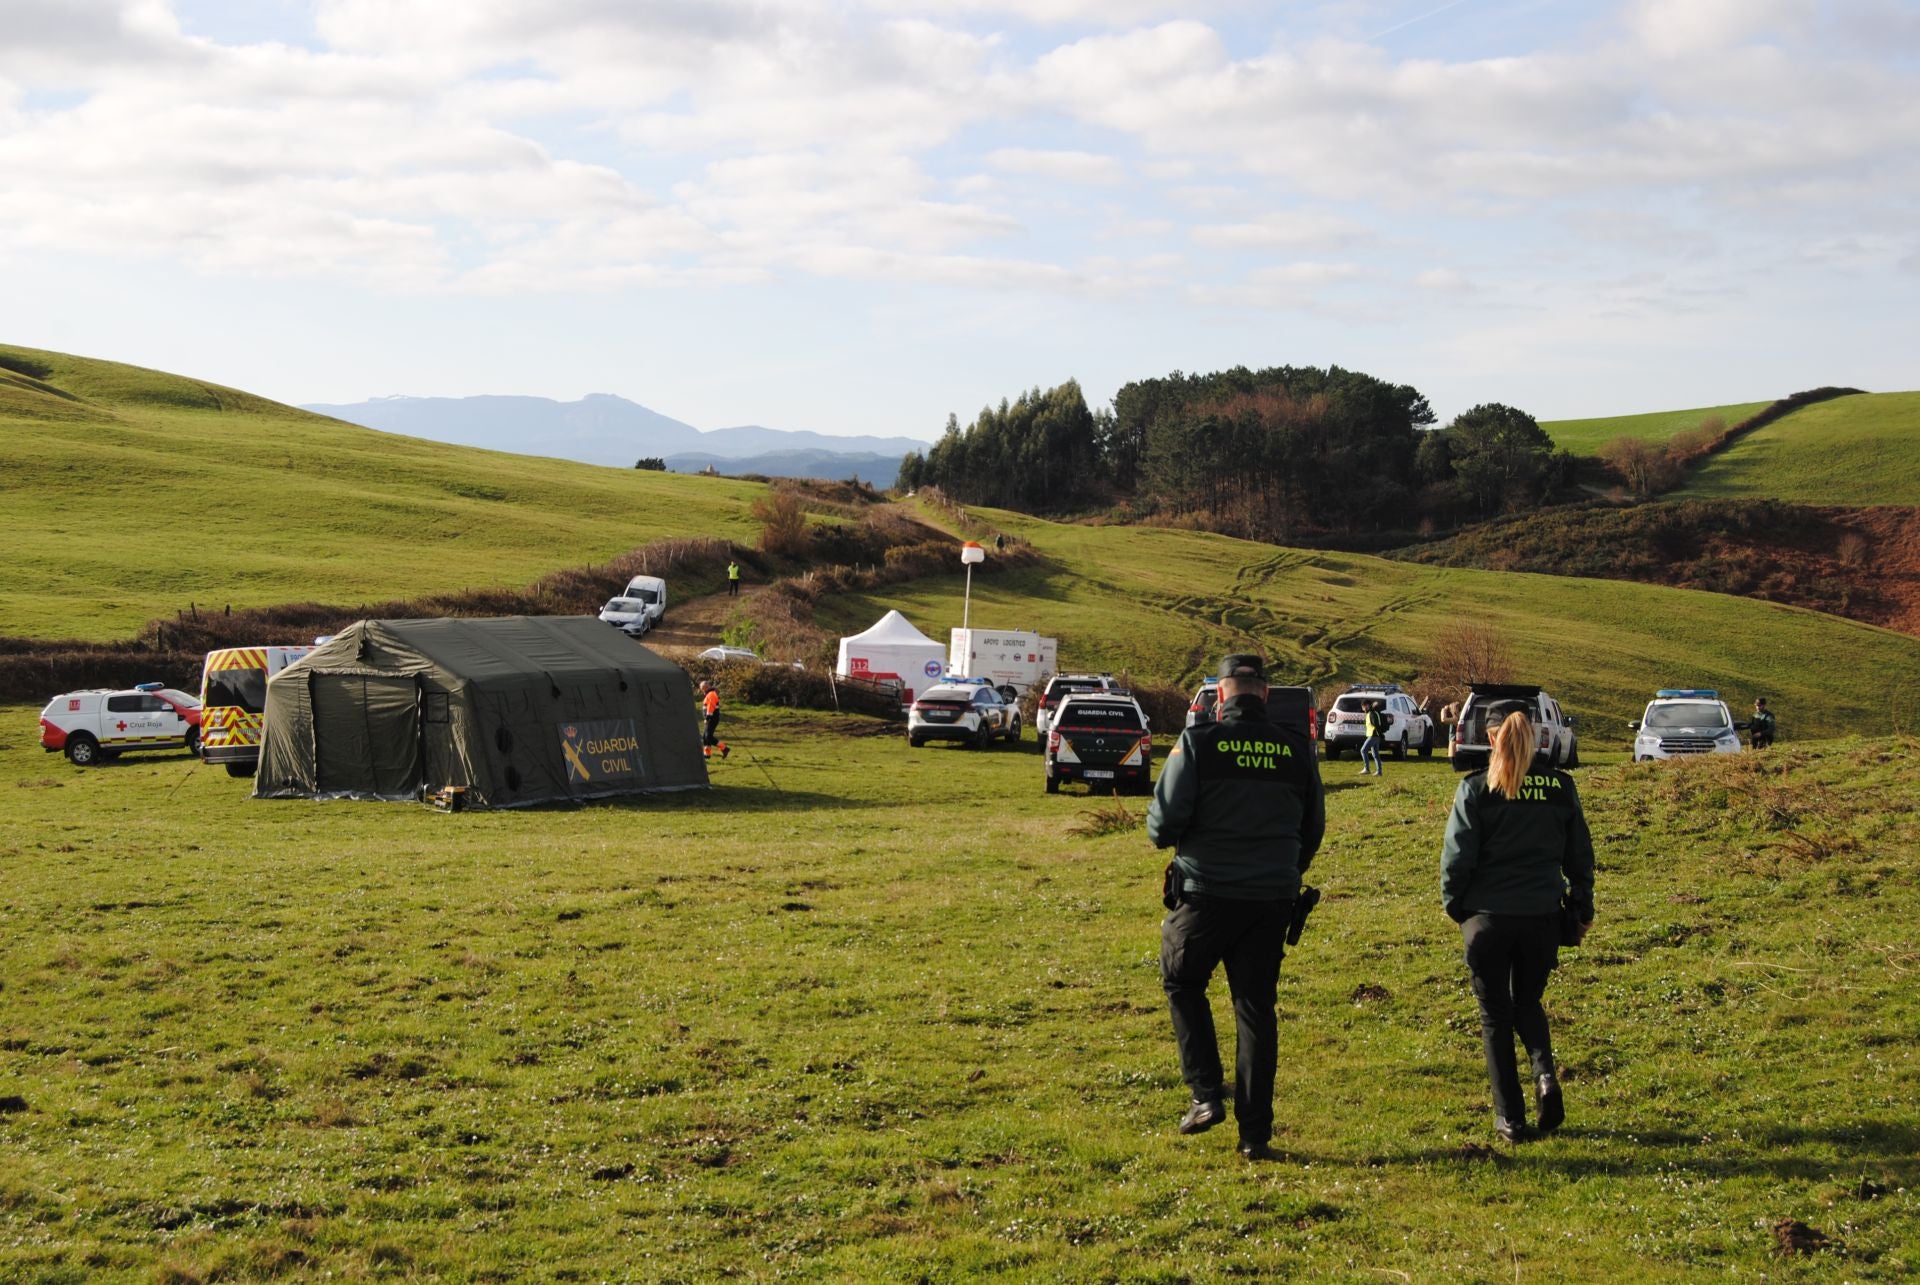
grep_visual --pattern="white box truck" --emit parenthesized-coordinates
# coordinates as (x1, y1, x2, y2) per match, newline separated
(948, 629, 1058, 694)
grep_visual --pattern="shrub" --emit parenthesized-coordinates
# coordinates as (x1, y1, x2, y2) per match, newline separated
(752, 487, 810, 556)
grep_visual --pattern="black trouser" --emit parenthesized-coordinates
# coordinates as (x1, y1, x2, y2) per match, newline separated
(702, 713, 721, 746)
(728, 579, 739, 596)
(1161, 893, 1291, 1145)
(1461, 912, 1559, 1123)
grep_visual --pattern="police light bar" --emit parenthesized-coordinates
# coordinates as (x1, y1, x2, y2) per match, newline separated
(1655, 689, 1719, 699)
(134, 681, 164, 691)
(1347, 683, 1403, 693)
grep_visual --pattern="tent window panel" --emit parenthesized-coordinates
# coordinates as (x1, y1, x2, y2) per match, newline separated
(424, 691, 451, 724)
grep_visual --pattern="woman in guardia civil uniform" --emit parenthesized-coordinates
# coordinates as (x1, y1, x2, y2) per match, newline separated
(1440, 704, 1595, 1142)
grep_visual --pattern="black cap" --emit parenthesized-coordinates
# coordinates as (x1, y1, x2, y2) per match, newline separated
(1218, 653, 1267, 682)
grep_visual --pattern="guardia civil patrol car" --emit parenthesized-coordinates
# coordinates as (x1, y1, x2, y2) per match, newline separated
(1044, 691, 1151, 794)
(1629, 689, 1745, 762)
(39, 683, 202, 766)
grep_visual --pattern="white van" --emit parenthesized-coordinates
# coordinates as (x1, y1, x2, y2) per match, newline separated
(621, 576, 668, 630)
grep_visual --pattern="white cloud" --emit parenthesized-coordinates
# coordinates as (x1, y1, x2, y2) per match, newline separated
(986, 147, 1126, 185)
(1191, 210, 1367, 250)
(1415, 267, 1473, 293)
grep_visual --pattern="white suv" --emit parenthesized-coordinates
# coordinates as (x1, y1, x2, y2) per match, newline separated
(40, 683, 202, 766)
(1323, 684, 1435, 760)
(1035, 673, 1118, 739)
(1449, 683, 1579, 771)
(909, 682, 1021, 749)
(1631, 689, 1744, 761)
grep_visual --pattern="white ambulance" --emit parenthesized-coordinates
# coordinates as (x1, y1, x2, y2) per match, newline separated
(39, 683, 202, 766)
(199, 645, 315, 777)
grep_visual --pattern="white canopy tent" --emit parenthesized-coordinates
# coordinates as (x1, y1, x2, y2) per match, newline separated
(835, 610, 947, 703)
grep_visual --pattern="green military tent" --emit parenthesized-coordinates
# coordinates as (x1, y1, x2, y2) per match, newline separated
(254, 616, 707, 806)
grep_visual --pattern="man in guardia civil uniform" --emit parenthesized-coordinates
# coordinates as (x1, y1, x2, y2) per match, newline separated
(1148, 654, 1325, 1160)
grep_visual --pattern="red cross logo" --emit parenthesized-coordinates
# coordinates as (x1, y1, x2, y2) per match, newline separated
(116, 721, 128, 731)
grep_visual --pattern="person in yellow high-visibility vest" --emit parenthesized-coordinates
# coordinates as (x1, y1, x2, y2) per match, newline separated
(727, 560, 741, 597)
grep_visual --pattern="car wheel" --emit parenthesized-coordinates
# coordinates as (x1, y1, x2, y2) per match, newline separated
(1392, 737, 1407, 761)
(978, 723, 995, 750)
(1044, 772, 1059, 794)
(66, 734, 101, 766)
(184, 726, 202, 757)
(909, 736, 925, 749)
(1325, 744, 1341, 761)
(1006, 717, 1021, 743)
(1418, 726, 1434, 758)
(1564, 739, 1580, 769)
(226, 761, 257, 778)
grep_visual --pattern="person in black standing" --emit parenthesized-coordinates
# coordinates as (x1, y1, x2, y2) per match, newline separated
(1440, 703, 1595, 1142)
(1750, 698, 1776, 749)
(1148, 654, 1325, 1160)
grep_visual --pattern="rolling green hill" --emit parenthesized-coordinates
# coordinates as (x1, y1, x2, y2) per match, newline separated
(1541, 399, 1770, 454)
(0, 344, 765, 640)
(1675, 391, 1920, 505)
(8, 344, 1920, 741)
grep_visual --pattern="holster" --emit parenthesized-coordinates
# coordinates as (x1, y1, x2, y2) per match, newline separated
(1286, 885, 1322, 945)
(1161, 860, 1183, 911)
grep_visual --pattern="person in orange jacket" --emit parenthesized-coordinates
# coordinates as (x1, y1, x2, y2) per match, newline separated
(698, 680, 729, 760)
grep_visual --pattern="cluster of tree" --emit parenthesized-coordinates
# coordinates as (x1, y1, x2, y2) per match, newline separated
(633, 457, 667, 471)
(898, 364, 1576, 538)
(896, 382, 1101, 513)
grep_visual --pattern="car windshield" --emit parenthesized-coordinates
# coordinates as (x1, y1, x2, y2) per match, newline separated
(605, 599, 642, 612)
(631, 588, 659, 604)
(1061, 702, 1144, 730)
(160, 689, 201, 709)
(1646, 702, 1729, 730)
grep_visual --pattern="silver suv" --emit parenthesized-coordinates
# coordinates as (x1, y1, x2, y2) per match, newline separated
(1449, 683, 1578, 771)
(1630, 689, 1744, 761)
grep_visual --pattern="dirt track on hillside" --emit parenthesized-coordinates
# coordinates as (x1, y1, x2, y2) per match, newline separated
(643, 584, 768, 660)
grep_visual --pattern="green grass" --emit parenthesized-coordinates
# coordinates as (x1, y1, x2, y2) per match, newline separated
(0, 344, 766, 640)
(2, 712, 1915, 1280)
(829, 504, 1920, 741)
(1541, 401, 1772, 455)
(1676, 392, 1920, 505)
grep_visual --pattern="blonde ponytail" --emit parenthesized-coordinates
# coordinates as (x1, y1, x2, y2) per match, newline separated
(1486, 710, 1536, 799)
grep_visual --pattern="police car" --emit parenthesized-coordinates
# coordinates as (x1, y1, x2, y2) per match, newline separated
(1044, 691, 1151, 794)
(908, 681, 1021, 748)
(1630, 689, 1745, 762)
(39, 682, 202, 766)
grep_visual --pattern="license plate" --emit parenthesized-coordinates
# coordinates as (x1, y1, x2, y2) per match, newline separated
(1084, 769, 1115, 779)
(925, 711, 952, 721)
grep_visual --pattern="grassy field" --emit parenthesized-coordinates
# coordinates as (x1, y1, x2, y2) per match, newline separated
(1676, 392, 1920, 506)
(2, 709, 1915, 1281)
(0, 344, 765, 641)
(1540, 401, 1772, 455)
(820, 504, 1920, 742)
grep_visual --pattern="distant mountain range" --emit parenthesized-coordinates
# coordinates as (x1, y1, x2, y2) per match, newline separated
(301, 393, 929, 480)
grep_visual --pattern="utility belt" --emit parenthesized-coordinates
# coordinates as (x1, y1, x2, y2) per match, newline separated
(1162, 862, 1321, 945)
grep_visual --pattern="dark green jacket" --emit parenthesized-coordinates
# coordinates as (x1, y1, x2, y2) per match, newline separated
(1440, 769, 1595, 921)
(1148, 696, 1325, 900)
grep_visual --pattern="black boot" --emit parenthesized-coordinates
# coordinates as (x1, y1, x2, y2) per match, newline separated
(1535, 1074, 1564, 1133)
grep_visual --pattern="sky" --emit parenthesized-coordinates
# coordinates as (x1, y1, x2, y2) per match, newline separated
(2, 0, 1916, 441)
